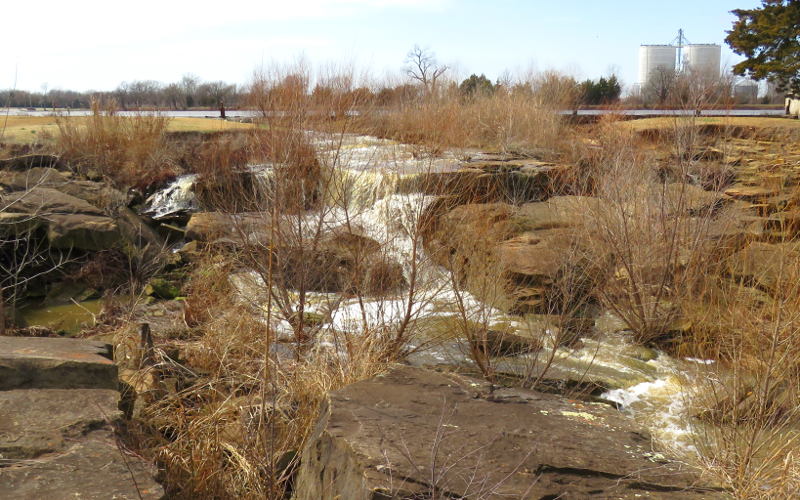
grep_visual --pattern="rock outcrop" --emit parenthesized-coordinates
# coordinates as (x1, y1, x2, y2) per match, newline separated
(423, 196, 604, 313)
(0, 336, 163, 500)
(293, 365, 723, 499)
(0, 168, 163, 255)
(0, 187, 122, 251)
(729, 240, 800, 292)
(404, 157, 573, 204)
(187, 215, 406, 295)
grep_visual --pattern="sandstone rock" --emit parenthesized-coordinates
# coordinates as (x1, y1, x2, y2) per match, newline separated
(0, 154, 63, 171)
(424, 197, 603, 314)
(724, 184, 781, 203)
(513, 195, 604, 230)
(185, 211, 268, 244)
(403, 159, 571, 205)
(765, 208, 800, 240)
(46, 213, 122, 250)
(729, 241, 800, 292)
(0, 336, 163, 500)
(1, 186, 106, 216)
(0, 187, 123, 251)
(280, 228, 406, 295)
(0, 336, 117, 390)
(422, 202, 516, 269)
(0, 167, 128, 209)
(293, 365, 723, 499)
(663, 182, 729, 215)
(0, 388, 120, 460)
(0, 429, 163, 500)
(188, 216, 406, 295)
(467, 327, 543, 357)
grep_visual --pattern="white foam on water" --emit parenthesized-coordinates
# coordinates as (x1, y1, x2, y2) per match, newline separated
(144, 173, 198, 219)
(602, 368, 700, 454)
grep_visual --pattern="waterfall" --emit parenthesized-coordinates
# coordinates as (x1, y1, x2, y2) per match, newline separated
(143, 174, 198, 219)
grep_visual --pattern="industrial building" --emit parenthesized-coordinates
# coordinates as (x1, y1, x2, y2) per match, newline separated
(683, 44, 722, 80)
(639, 30, 721, 88)
(638, 45, 677, 87)
(733, 79, 759, 103)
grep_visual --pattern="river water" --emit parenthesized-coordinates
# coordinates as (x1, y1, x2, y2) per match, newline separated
(146, 133, 712, 460)
(3, 107, 786, 118)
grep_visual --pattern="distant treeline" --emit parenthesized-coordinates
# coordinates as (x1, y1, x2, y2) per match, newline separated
(2, 71, 628, 110)
(1, 75, 244, 110)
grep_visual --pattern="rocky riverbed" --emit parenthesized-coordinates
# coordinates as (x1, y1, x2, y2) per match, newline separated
(2, 126, 799, 497)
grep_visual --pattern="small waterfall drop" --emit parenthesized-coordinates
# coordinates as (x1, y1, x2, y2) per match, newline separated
(143, 174, 198, 219)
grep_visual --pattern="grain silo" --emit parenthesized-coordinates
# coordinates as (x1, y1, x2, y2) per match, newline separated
(683, 44, 721, 80)
(639, 45, 677, 87)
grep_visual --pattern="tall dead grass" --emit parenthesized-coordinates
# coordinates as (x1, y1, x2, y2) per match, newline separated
(56, 98, 178, 190)
(575, 111, 800, 498)
(123, 255, 395, 499)
(123, 64, 449, 499)
(362, 72, 576, 155)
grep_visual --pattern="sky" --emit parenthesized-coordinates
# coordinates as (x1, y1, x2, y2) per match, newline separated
(2, 0, 763, 93)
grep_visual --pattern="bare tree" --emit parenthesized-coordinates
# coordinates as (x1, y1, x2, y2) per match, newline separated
(643, 67, 677, 106)
(404, 45, 448, 95)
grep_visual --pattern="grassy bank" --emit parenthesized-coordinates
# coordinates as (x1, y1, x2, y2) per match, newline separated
(0, 115, 254, 144)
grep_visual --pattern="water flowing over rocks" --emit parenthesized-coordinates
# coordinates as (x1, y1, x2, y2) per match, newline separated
(293, 365, 723, 499)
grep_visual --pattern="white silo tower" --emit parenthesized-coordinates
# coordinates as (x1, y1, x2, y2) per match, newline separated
(683, 44, 721, 81)
(639, 45, 677, 87)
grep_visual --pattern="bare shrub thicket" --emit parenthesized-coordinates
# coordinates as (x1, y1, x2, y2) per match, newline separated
(574, 107, 800, 496)
(362, 70, 576, 154)
(576, 114, 730, 344)
(686, 246, 800, 499)
(129, 64, 454, 498)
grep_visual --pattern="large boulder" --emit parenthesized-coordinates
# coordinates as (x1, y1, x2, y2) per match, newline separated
(186, 215, 406, 296)
(185, 211, 268, 244)
(0, 154, 63, 171)
(0, 167, 129, 209)
(402, 158, 573, 205)
(279, 228, 406, 295)
(293, 365, 723, 499)
(0, 187, 123, 251)
(423, 196, 604, 313)
(729, 241, 800, 292)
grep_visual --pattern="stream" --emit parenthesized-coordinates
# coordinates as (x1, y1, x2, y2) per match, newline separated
(145, 133, 712, 460)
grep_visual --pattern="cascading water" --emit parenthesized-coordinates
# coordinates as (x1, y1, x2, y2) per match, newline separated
(145, 132, 709, 458)
(143, 173, 198, 219)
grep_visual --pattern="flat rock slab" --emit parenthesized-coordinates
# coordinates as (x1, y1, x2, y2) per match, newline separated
(0, 388, 120, 459)
(294, 365, 725, 500)
(0, 388, 163, 499)
(0, 428, 163, 499)
(0, 336, 117, 390)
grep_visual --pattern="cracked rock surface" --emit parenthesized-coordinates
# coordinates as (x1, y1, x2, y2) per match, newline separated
(0, 336, 163, 500)
(293, 365, 725, 499)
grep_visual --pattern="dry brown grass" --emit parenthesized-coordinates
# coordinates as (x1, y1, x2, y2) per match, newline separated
(119, 255, 395, 499)
(623, 116, 800, 133)
(358, 77, 573, 155)
(574, 112, 800, 498)
(0, 115, 253, 146)
(56, 99, 178, 190)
